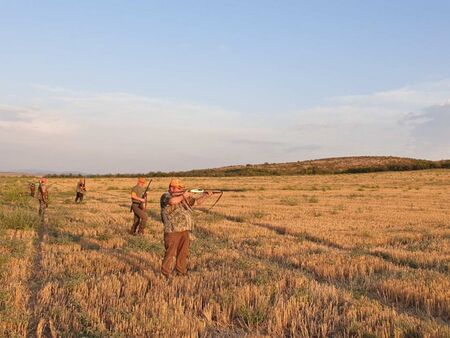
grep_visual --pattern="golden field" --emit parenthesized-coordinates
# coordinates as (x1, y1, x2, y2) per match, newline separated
(0, 170, 449, 337)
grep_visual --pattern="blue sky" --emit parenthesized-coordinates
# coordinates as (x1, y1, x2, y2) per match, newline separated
(1, 1, 449, 173)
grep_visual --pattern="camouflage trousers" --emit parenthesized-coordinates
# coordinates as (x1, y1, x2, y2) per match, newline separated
(39, 200, 48, 224)
(161, 230, 190, 277)
(131, 204, 148, 234)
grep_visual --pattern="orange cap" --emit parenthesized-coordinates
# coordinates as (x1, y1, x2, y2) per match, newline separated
(169, 178, 184, 188)
(39, 177, 48, 183)
(138, 177, 146, 184)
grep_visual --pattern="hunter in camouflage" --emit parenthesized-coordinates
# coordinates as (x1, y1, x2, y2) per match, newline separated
(160, 178, 212, 277)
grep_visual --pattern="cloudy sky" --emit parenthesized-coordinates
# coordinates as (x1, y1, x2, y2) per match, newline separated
(1, 1, 449, 173)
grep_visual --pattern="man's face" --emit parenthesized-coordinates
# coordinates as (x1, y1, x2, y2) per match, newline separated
(138, 181, 145, 187)
(170, 186, 183, 193)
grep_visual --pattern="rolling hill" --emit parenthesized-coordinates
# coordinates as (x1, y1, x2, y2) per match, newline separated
(23, 156, 449, 178)
(145, 156, 450, 177)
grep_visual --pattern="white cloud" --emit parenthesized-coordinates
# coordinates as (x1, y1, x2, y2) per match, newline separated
(288, 79, 450, 159)
(1, 80, 449, 173)
(0, 104, 75, 135)
(402, 103, 450, 159)
(0, 86, 257, 172)
(27, 85, 242, 131)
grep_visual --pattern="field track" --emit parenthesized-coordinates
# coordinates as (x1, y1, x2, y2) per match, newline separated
(1, 170, 449, 337)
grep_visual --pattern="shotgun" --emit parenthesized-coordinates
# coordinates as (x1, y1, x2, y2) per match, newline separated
(174, 189, 223, 211)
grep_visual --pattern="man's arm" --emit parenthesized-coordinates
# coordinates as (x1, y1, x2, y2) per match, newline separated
(194, 192, 213, 206)
(168, 192, 193, 205)
(131, 191, 145, 203)
(168, 191, 212, 206)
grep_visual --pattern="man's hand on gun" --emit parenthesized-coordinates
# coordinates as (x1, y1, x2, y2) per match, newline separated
(195, 191, 213, 205)
(182, 191, 193, 198)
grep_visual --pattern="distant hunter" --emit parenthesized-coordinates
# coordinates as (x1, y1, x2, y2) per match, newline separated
(130, 177, 150, 235)
(75, 178, 86, 203)
(29, 180, 37, 197)
(37, 177, 49, 223)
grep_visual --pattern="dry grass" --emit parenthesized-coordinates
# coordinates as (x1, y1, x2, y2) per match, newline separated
(0, 170, 449, 337)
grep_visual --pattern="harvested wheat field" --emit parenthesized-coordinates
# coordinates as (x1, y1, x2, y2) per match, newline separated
(1, 170, 449, 337)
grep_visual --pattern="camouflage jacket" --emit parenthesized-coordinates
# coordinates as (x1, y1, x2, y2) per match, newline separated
(37, 183, 48, 202)
(160, 192, 195, 233)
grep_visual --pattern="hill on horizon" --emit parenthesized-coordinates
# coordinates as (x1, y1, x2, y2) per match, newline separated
(154, 156, 449, 177)
(33, 156, 449, 178)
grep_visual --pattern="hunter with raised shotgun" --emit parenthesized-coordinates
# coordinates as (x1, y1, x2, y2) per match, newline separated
(160, 178, 220, 278)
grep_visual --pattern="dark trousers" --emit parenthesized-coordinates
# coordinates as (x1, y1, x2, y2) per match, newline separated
(161, 230, 190, 277)
(75, 192, 84, 203)
(131, 204, 148, 234)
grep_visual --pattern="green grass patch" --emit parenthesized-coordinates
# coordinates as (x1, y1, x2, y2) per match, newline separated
(0, 238, 27, 258)
(225, 214, 246, 223)
(306, 196, 319, 203)
(249, 210, 267, 219)
(249, 269, 276, 285)
(280, 197, 298, 206)
(242, 238, 261, 247)
(0, 186, 29, 206)
(127, 236, 164, 254)
(236, 304, 267, 328)
(48, 229, 82, 244)
(96, 233, 113, 241)
(0, 208, 38, 231)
